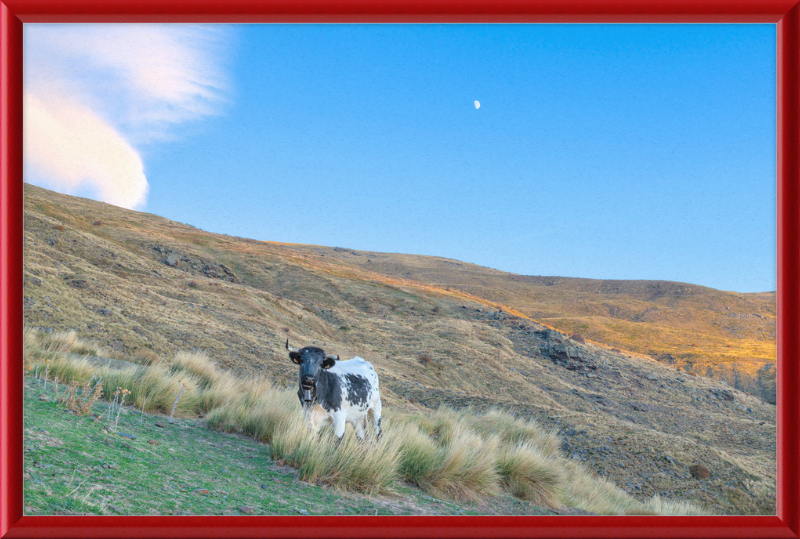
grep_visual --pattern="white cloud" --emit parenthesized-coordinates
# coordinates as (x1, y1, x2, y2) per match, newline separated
(24, 94, 148, 209)
(23, 24, 231, 209)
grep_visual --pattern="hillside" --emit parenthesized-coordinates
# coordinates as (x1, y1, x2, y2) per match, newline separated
(286, 246, 777, 404)
(22, 183, 776, 514)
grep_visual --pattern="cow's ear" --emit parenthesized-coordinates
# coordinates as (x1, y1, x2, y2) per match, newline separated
(322, 356, 337, 369)
(289, 352, 302, 364)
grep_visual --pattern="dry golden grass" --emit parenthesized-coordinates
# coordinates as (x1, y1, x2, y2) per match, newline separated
(272, 416, 402, 494)
(559, 459, 640, 514)
(423, 424, 501, 502)
(640, 494, 709, 516)
(497, 443, 564, 507)
(169, 351, 222, 388)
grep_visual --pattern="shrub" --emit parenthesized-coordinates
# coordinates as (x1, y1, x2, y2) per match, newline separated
(60, 378, 104, 416)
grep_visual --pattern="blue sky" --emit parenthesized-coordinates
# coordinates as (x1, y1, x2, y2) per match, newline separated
(23, 23, 776, 293)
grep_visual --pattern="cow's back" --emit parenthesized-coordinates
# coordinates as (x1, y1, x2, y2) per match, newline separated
(328, 356, 379, 414)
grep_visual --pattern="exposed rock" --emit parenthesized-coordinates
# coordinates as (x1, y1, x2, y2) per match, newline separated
(757, 363, 777, 405)
(97, 308, 112, 317)
(710, 389, 734, 402)
(165, 253, 180, 267)
(238, 506, 254, 514)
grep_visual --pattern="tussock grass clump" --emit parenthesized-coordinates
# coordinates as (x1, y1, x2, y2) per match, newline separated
(207, 386, 296, 439)
(241, 375, 275, 406)
(23, 327, 40, 351)
(425, 424, 501, 502)
(395, 422, 443, 487)
(240, 390, 297, 443)
(38, 330, 104, 356)
(560, 459, 639, 514)
(23, 328, 108, 365)
(133, 348, 161, 366)
(198, 374, 243, 413)
(169, 351, 222, 388)
(640, 494, 708, 516)
(497, 443, 564, 508)
(29, 355, 98, 386)
(466, 409, 562, 457)
(207, 403, 248, 433)
(272, 415, 400, 495)
(98, 364, 202, 416)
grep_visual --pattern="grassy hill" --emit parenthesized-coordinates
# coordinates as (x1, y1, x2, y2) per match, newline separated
(286, 245, 777, 403)
(22, 183, 777, 514)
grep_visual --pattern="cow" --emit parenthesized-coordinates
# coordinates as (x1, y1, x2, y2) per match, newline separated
(286, 340, 382, 442)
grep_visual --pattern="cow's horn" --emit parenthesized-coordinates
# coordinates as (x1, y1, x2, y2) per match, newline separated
(324, 353, 339, 361)
(285, 339, 299, 353)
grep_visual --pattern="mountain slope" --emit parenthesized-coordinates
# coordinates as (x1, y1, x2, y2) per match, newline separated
(285, 245, 777, 403)
(22, 183, 776, 514)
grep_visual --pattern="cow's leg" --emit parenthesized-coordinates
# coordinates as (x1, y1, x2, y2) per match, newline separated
(304, 406, 325, 436)
(351, 417, 366, 441)
(332, 411, 347, 444)
(371, 398, 383, 440)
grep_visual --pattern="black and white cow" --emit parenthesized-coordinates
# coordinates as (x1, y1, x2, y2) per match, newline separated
(286, 340, 382, 442)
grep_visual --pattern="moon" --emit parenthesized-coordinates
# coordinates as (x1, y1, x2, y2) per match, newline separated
(474, 100, 480, 109)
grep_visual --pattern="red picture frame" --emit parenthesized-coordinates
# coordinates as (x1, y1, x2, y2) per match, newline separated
(2, 1, 798, 537)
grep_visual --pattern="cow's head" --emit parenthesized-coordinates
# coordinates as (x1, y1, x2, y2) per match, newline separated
(286, 340, 338, 403)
